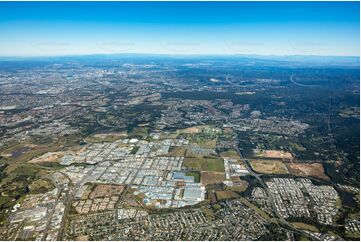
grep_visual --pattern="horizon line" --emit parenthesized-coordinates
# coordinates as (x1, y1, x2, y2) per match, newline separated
(0, 52, 359, 59)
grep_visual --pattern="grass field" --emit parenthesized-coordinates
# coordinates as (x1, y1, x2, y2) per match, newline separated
(291, 222, 319, 232)
(215, 190, 239, 200)
(185, 171, 201, 183)
(167, 146, 187, 156)
(29, 179, 54, 194)
(249, 159, 289, 174)
(220, 149, 240, 159)
(178, 126, 219, 149)
(85, 132, 126, 143)
(228, 181, 249, 193)
(201, 207, 215, 220)
(198, 139, 217, 149)
(238, 197, 272, 221)
(0, 196, 12, 208)
(9, 163, 42, 176)
(0, 136, 83, 225)
(130, 146, 140, 154)
(184, 157, 224, 172)
(346, 231, 360, 239)
(128, 127, 149, 139)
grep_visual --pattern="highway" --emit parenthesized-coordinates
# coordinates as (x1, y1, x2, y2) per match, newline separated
(290, 74, 318, 87)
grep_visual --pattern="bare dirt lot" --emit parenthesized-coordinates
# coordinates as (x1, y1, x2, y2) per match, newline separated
(28, 151, 64, 163)
(89, 184, 125, 198)
(182, 126, 201, 134)
(249, 159, 289, 174)
(287, 162, 329, 180)
(201, 171, 225, 185)
(254, 149, 293, 159)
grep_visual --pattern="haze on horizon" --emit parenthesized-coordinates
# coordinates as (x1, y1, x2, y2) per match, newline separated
(0, 1, 359, 57)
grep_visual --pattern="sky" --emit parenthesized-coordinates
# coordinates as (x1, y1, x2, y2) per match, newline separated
(0, 1, 359, 57)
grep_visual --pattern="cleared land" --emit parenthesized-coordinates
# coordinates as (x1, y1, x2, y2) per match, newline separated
(254, 149, 293, 159)
(180, 126, 201, 134)
(28, 151, 64, 164)
(287, 162, 329, 180)
(201, 171, 225, 185)
(184, 157, 224, 172)
(86, 132, 126, 143)
(249, 159, 289, 174)
(89, 184, 125, 199)
(215, 190, 239, 200)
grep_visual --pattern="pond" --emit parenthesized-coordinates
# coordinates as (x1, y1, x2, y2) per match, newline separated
(11, 146, 31, 158)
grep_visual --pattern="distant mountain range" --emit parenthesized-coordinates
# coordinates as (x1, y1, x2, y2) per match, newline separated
(0, 53, 359, 68)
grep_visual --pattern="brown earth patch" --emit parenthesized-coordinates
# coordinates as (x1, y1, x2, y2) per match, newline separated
(201, 171, 225, 185)
(183, 127, 201, 134)
(89, 184, 125, 199)
(249, 159, 289, 174)
(215, 190, 239, 200)
(254, 149, 293, 159)
(287, 162, 329, 180)
(28, 151, 64, 163)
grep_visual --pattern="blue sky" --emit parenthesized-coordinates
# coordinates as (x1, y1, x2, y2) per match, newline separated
(0, 1, 359, 56)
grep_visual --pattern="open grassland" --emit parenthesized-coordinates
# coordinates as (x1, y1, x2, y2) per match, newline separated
(128, 127, 149, 139)
(185, 171, 201, 183)
(249, 159, 289, 174)
(184, 157, 224, 172)
(178, 126, 219, 149)
(291, 222, 319, 232)
(1, 135, 81, 165)
(200, 171, 225, 185)
(346, 231, 360, 239)
(228, 181, 249, 193)
(219, 149, 240, 159)
(167, 146, 187, 156)
(197, 138, 217, 149)
(0, 135, 82, 223)
(215, 190, 239, 200)
(29, 178, 54, 194)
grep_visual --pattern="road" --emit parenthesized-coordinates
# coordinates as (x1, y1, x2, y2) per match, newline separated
(57, 186, 74, 241)
(42, 175, 62, 240)
(114, 158, 148, 220)
(225, 117, 319, 240)
(290, 74, 318, 87)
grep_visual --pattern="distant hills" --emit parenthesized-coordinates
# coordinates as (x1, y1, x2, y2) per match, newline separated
(0, 53, 359, 68)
